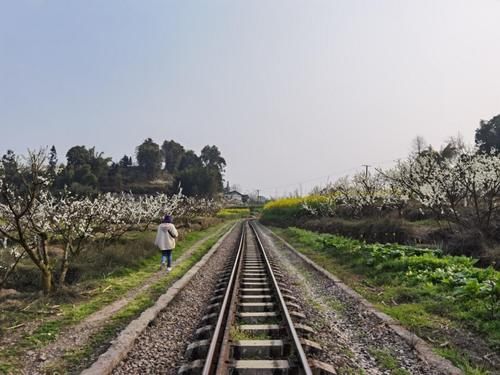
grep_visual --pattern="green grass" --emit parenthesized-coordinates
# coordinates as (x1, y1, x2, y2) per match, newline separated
(230, 326, 271, 340)
(368, 347, 410, 374)
(271, 226, 499, 374)
(435, 347, 490, 375)
(325, 297, 346, 313)
(0, 221, 233, 374)
(378, 304, 439, 335)
(24, 320, 62, 347)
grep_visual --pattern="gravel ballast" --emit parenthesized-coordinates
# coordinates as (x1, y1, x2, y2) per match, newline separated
(111, 223, 241, 374)
(255, 223, 460, 375)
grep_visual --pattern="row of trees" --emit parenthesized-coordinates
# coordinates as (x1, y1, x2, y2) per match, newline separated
(0, 150, 222, 294)
(4, 138, 227, 197)
(303, 115, 500, 240)
(307, 149, 500, 234)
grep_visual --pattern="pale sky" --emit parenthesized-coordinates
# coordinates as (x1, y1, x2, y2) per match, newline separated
(1, 0, 500, 196)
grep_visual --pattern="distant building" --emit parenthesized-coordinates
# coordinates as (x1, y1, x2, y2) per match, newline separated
(224, 190, 249, 204)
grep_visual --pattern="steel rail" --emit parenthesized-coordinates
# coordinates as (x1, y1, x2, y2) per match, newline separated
(249, 221, 313, 375)
(201, 223, 245, 375)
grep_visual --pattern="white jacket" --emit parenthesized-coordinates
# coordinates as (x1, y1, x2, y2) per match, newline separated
(154, 223, 178, 250)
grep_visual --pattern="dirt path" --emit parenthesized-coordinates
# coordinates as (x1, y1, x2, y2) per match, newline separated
(22, 224, 229, 375)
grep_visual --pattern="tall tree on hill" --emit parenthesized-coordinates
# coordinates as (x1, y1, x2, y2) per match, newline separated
(201, 145, 225, 194)
(173, 147, 226, 198)
(66, 145, 91, 166)
(161, 140, 185, 173)
(200, 145, 226, 173)
(136, 138, 162, 179)
(178, 150, 202, 171)
(175, 166, 222, 197)
(105, 162, 123, 191)
(87, 147, 111, 183)
(57, 146, 111, 194)
(48, 145, 58, 180)
(475, 114, 500, 155)
(119, 155, 132, 167)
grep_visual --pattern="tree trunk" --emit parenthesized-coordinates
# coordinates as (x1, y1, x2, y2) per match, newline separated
(41, 269, 52, 295)
(39, 234, 52, 294)
(58, 249, 69, 285)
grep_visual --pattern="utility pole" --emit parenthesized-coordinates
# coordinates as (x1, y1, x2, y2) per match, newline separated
(256, 189, 260, 203)
(362, 164, 371, 178)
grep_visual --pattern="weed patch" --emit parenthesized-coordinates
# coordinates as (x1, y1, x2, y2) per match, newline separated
(368, 347, 409, 374)
(230, 326, 271, 341)
(435, 347, 490, 375)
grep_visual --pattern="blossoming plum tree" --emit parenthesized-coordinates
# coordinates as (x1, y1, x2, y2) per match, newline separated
(0, 150, 55, 294)
(306, 172, 408, 219)
(301, 149, 500, 239)
(382, 150, 500, 234)
(0, 150, 221, 292)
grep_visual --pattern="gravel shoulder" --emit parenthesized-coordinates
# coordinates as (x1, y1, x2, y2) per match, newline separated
(256, 222, 459, 375)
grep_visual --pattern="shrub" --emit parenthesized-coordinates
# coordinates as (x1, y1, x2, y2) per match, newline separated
(261, 196, 330, 222)
(216, 208, 250, 219)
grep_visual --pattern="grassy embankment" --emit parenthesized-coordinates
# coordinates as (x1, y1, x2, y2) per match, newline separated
(0, 219, 238, 374)
(272, 226, 499, 375)
(261, 198, 499, 374)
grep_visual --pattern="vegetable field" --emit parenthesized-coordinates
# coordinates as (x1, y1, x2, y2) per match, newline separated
(273, 226, 499, 372)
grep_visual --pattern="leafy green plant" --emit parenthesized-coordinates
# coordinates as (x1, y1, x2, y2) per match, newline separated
(275, 226, 500, 356)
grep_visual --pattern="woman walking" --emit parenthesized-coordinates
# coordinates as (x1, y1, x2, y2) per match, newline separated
(155, 214, 178, 271)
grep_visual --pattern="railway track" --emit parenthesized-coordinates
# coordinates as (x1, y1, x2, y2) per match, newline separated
(179, 221, 334, 374)
(107, 220, 451, 374)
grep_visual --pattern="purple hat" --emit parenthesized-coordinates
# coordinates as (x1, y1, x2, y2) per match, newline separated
(163, 215, 173, 223)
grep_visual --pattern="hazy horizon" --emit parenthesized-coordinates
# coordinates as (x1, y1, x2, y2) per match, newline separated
(2, 1, 500, 196)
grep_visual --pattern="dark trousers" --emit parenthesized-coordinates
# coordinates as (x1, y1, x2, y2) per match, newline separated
(161, 250, 172, 267)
